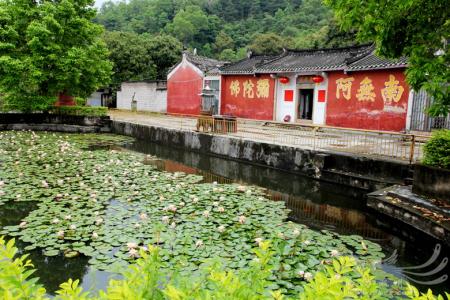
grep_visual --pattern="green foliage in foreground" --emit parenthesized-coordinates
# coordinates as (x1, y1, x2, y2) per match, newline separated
(1, 237, 449, 300)
(324, 0, 449, 116)
(423, 130, 450, 169)
(0, 131, 386, 296)
(49, 106, 109, 117)
(0, 0, 112, 112)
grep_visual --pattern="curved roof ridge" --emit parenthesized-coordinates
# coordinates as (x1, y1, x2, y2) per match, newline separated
(284, 43, 373, 56)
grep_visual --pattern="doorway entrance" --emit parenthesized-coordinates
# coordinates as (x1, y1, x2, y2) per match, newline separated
(298, 89, 314, 120)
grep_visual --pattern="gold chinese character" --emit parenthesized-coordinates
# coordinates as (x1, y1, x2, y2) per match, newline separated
(243, 80, 255, 98)
(382, 75, 404, 104)
(336, 77, 354, 100)
(356, 77, 376, 102)
(256, 79, 270, 98)
(230, 80, 240, 97)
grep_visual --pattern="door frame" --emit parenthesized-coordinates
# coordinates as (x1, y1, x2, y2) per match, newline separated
(296, 83, 316, 122)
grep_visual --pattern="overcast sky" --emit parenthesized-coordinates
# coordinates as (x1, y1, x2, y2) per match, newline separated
(94, 0, 109, 9)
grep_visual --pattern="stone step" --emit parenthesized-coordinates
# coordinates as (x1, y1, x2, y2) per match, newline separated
(367, 185, 450, 245)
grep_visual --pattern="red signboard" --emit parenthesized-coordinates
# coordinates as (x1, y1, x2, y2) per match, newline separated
(318, 90, 326, 102)
(221, 75, 275, 120)
(326, 69, 409, 131)
(284, 90, 294, 102)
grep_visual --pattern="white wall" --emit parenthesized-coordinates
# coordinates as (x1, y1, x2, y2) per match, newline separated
(87, 92, 102, 107)
(117, 82, 167, 112)
(275, 74, 298, 122)
(312, 75, 328, 125)
(274, 74, 328, 125)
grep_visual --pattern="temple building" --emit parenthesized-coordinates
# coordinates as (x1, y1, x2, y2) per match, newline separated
(167, 51, 227, 116)
(166, 45, 449, 132)
(219, 44, 411, 131)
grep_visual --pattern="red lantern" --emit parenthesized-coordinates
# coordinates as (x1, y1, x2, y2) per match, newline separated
(312, 75, 324, 84)
(279, 76, 290, 84)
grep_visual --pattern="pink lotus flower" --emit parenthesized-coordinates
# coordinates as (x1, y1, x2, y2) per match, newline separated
(167, 204, 177, 212)
(127, 242, 138, 249)
(128, 248, 139, 258)
(304, 272, 313, 281)
(238, 215, 246, 224)
(237, 185, 246, 192)
(19, 221, 27, 228)
(57, 230, 65, 239)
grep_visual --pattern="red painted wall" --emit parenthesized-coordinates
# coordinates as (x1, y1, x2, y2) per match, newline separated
(221, 75, 275, 120)
(326, 69, 409, 131)
(167, 64, 203, 115)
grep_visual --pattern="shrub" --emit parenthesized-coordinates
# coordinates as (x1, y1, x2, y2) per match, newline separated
(423, 130, 450, 169)
(1, 237, 449, 300)
(49, 106, 108, 117)
(75, 97, 87, 106)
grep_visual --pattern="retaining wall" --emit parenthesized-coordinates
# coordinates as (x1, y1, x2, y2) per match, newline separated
(0, 113, 111, 133)
(413, 164, 450, 202)
(111, 121, 412, 191)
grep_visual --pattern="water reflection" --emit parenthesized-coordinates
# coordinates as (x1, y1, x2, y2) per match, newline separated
(128, 140, 450, 292)
(0, 138, 447, 294)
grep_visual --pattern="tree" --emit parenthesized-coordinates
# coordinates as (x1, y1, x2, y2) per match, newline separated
(248, 33, 290, 55)
(219, 49, 236, 61)
(103, 31, 157, 87)
(325, 0, 449, 116)
(145, 34, 183, 79)
(214, 31, 234, 53)
(165, 5, 209, 45)
(0, 0, 112, 111)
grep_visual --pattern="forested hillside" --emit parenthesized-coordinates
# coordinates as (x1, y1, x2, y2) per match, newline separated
(96, 0, 357, 62)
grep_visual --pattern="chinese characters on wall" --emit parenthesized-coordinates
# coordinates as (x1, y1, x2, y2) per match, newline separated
(336, 74, 404, 103)
(229, 79, 270, 99)
(381, 75, 404, 104)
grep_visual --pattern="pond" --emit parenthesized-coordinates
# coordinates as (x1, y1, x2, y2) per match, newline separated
(0, 131, 448, 295)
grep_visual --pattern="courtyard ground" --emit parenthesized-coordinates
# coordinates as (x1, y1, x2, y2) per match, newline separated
(109, 110, 429, 163)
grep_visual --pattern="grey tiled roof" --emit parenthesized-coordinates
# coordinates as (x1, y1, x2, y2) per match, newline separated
(255, 44, 373, 73)
(220, 55, 281, 75)
(218, 44, 408, 75)
(184, 52, 227, 73)
(346, 52, 408, 71)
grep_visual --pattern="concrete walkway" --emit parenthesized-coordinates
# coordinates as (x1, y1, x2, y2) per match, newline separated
(109, 110, 427, 162)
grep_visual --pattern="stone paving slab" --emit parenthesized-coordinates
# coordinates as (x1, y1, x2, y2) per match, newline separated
(108, 110, 427, 162)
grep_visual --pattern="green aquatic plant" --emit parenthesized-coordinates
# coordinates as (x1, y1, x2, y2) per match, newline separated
(1, 237, 448, 299)
(0, 131, 385, 294)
